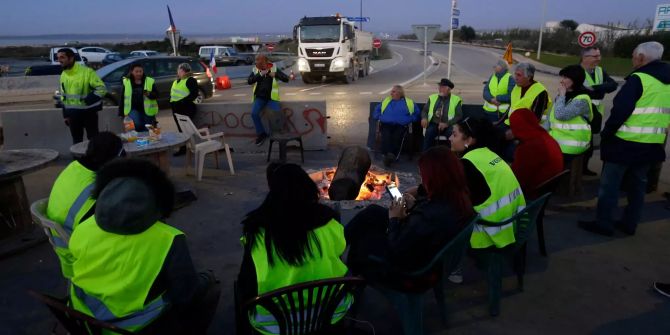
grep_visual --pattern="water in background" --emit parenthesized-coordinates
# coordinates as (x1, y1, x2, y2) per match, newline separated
(0, 33, 289, 47)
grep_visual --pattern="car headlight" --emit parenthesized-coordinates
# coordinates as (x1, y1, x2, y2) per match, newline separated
(298, 58, 310, 72)
(330, 57, 346, 72)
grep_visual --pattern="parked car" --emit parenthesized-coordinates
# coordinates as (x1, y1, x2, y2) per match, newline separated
(130, 50, 159, 57)
(96, 56, 214, 108)
(198, 45, 253, 66)
(78, 46, 113, 63)
(101, 53, 138, 66)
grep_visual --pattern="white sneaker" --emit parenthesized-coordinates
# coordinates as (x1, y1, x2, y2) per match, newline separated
(448, 269, 463, 284)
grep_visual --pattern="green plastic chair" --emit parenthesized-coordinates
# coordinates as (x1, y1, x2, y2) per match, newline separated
(471, 193, 551, 317)
(368, 215, 478, 335)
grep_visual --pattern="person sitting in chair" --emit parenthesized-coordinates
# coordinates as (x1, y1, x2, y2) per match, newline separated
(421, 78, 463, 151)
(373, 85, 421, 166)
(236, 163, 349, 334)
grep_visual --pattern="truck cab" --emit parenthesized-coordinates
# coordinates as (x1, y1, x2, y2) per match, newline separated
(294, 15, 372, 84)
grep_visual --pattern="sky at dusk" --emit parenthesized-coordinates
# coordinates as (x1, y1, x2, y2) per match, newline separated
(0, 0, 663, 35)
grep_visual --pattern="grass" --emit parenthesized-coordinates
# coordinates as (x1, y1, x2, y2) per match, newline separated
(520, 51, 633, 77)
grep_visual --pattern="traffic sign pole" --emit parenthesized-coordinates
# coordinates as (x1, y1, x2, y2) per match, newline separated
(424, 27, 428, 86)
(447, 0, 457, 79)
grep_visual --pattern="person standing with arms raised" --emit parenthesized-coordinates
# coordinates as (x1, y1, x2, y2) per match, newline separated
(57, 48, 107, 144)
(248, 54, 289, 146)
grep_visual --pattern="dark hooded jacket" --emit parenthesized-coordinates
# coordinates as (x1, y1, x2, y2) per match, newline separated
(600, 60, 670, 165)
(510, 108, 564, 199)
(93, 159, 206, 308)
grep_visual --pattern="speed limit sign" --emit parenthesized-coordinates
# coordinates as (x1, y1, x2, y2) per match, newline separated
(578, 31, 597, 48)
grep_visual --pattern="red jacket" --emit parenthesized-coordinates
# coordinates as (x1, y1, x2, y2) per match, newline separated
(510, 109, 564, 199)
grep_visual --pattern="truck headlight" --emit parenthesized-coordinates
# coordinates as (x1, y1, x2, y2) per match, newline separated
(298, 58, 310, 72)
(330, 57, 346, 72)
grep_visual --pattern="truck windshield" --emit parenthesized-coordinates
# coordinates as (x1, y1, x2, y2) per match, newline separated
(300, 25, 341, 43)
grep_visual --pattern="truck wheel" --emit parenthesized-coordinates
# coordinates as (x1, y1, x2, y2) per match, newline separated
(342, 63, 355, 84)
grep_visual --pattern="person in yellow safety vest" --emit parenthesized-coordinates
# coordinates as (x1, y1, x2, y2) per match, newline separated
(236, 163, 349, 335)
(579, 46, 619, 176)
(483, 60, 516, 124)
(170, 62, 199, 156)
(450, 117, 526, 249)
(248, 54, 290, 146)
(421, 78, 463, 151)
(57, 48, 107, 144)
(119, 63, 159, 132)
(46, 132, 124, 278)
(69, 159, 220, 333)
(549, 65, 594, 165)
(501, 63, 551, 162)
(579, 41, 670, 237)
(373, 85, 421, 166)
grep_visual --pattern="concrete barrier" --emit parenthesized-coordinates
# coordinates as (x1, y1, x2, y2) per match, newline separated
(0, 75, 59, 96)
(194, 101, 327, 152)
(1, 107, 123, 156)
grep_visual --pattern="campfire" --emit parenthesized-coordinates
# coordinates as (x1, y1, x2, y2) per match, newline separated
(309, 168, 399, 201)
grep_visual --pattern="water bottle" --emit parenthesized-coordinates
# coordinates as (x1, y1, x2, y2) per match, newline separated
(123, 116, 135, 132)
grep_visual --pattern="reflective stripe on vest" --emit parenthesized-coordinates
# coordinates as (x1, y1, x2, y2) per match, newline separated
(63, 183, 95, 235)
(59, 63, 107, 109)
(170, 79, 190, 102)
(483, 72, 511, 113)
(70, 218, 182, 331)
(584, 66, 605, 115)
(123, 77, 158, 116)
(252, 66, 280, 102)
(615, 72, 670, 144)
(506, 82, 551, 126)
(427, 94, 461, 122)
(549, 94, 593, 154)
(463, 147, 526, 249)
(381, 96, 416, 115)
(73, 284, 166, 329)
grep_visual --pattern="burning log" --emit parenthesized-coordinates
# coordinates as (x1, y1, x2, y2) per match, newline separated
(328, 146, 372, 201)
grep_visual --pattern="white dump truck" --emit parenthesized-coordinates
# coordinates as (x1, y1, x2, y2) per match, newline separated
(294, 15, 373, 84)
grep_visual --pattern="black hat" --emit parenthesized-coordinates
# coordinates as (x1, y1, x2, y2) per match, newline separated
(438, 78, 454, 88)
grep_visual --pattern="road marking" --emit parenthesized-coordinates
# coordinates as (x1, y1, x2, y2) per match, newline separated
(369, 50, 404, 75)
(213, 94, 221, 97)
(308, 92, 321, 95)
(233, 94, 247, 97)
(360, 92, 373, 95)
(335, 92, 347, 95)
(300, 84, 330, 92)
(378, 48, 441, 95)
(285, 92, 297, 96)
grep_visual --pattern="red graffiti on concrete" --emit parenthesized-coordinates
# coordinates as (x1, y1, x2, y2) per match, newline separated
(198, 107, 326, 138)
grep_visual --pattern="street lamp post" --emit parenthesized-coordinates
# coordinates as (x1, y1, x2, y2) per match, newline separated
(360, 0, 363, 31)
(537, 0, 547, 60)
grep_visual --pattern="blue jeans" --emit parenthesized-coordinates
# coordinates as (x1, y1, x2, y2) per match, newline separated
(129, 109, 156, 132)
(251, 98, 281, 136)
(423, 123, 452, 151)
(596, 162, 650, 233)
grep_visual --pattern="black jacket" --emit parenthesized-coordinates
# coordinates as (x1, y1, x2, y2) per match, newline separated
(169, 77, 199, 116)
(117, 75, 159, 116)
(600, 60, 670, 165)
(585, 67, 619, 100)
(247, 65, 289, 100)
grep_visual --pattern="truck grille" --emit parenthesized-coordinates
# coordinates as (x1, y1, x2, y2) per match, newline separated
(308, 60, 332, 72)
(305, 48, 334, 57)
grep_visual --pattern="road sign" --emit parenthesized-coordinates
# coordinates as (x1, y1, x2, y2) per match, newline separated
(346, 17, 370, 22)
(452, 8, 460, 16)
(653, 4, 670, 32)
(372, 39, 382, 49)
(267, 44, 275, 52)
(578, 31, 597, 48)
(411, 24, 441, 44)
(452, 18, 459, 29)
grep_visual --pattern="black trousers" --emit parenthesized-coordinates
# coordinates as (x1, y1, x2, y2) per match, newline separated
(380, 123, 408, 156)
(68, 111, 99, 144)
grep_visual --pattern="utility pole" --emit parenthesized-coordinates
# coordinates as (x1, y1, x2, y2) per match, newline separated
(537, 0, 547, 60)
(360, 0, 363, 31)
(447, 0, 456, 79)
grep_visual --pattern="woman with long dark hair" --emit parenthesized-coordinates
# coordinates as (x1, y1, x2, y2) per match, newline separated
(449, 117, 526, 250)
(236, 163, 347, 334)
(118, 63, 159, 132)
(345, 146, 474, 284)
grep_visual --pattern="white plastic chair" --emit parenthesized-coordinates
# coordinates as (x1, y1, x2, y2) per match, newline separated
(175, 113, 235, 181)
(30, 198, 71, 249)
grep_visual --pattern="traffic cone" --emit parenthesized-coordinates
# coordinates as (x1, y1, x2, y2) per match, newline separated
(289, 69, 296, 81)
